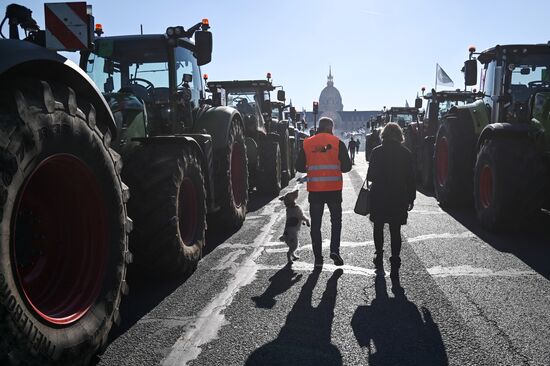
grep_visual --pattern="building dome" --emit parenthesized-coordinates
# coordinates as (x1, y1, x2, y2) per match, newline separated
(319, 67, 343, 112)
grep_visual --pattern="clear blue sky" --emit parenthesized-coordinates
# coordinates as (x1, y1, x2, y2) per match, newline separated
(12, 0, 550, 111)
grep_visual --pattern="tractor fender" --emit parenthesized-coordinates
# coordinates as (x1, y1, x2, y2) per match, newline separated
(0, 39, 116, 136)
(194, 106, 243, 150)
(476, 123, 533, 149)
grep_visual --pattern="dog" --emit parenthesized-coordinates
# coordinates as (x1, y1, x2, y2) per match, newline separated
(279, 190, 310, 263)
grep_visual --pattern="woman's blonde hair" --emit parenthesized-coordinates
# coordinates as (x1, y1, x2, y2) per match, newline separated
(381, 122, 404, 143)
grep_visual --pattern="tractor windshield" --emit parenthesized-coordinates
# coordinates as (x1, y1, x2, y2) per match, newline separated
(390, 113, 417, 127)
(85, 36, 202, 103)
(506, 55, 550, 104)
(227, 91, 261, 116)
(438, 99, 472, 119)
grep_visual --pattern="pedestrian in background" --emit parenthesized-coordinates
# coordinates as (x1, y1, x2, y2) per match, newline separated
(366, 122, 416, 277)
(296, 117, 352, 267)
(355, 138, 360, 154)
(348, 137, 356, 164)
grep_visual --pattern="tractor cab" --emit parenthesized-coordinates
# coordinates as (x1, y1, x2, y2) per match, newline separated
(207, 77, 285, 138)
(423, 90, 480, 135)
(81, 21, 212, 143)
(468, 44, 550, 127)
(385, 107, 419, 128)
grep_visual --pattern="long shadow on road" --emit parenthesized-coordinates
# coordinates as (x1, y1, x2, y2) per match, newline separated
(351, 269, 448, 366)
(246, 268, 343, 366)
(444, 206, 550, 280)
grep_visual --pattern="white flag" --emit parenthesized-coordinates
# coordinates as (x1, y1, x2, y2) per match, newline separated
(436, 63, 454, 87)
(405, 100, 410, 108)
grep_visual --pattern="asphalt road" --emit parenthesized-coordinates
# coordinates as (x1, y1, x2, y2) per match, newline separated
(96, 155, 550, 366)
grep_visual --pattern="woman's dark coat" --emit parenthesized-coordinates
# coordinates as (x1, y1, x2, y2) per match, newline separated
(366, 140, 416, 224)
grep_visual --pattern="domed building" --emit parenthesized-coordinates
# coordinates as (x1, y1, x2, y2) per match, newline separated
(304, 67, 378, 134)
(319, 67, 343, 111)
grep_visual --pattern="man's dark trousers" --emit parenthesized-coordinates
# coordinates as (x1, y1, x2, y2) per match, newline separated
(310, 201, 342, 260)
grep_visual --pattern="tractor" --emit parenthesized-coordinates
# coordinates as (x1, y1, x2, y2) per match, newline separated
(80, 18, 251, 277)
(434, 44, 550, 230)
(271, 100, 297, 178)
(207, 76, 292, 194)
(408, 89, 479, 189)
(0, 3, 132, 364)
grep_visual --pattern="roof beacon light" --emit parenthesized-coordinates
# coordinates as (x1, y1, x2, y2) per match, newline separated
(166, 27, 175, 37)
(203, 74, 208, 81)
(95, 23, 103, 36)
(469, 45, 476, 54)
(267, 72, 272, 81)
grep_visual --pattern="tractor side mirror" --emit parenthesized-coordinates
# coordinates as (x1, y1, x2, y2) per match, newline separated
(415, 97, 422, 109)
(194, 30, 212, 66)
(277, 90, 286, 101)
(464, 59, 478, 86)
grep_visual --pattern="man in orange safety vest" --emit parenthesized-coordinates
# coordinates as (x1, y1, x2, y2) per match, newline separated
(296, 117, 352, 266)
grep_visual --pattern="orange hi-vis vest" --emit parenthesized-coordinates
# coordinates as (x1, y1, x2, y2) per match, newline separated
(303, 133, 343, 192)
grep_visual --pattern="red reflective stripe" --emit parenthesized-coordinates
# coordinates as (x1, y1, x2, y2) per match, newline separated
(67, 2, 88, 24)
(45, 6, 86, 49)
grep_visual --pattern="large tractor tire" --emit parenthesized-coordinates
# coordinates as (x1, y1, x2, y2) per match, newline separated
(474, 137, 548, 231)
(258, 140, 282, 196)
(213, 117, 248, 228)
(122, 143, 206, 276)
(420, 136, 435, 190)
(271, 124, 290, 187)
(289, 136, 296, 178)
(433, 116, 475, 206)
(0, 79, 131, 365)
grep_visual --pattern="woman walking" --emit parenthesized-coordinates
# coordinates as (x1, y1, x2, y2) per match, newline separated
(366, 123, 416, 277)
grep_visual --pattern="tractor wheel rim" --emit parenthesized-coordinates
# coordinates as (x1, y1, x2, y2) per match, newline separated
(230, 142, 246, 208)
(179, 177, 198, 245)
(13, 154, 108, 325)
(436, 137, 449, 187)
(479, 165, 493, 209)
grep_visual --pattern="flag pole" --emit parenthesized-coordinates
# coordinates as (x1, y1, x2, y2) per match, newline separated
(435, 63, 438, 92)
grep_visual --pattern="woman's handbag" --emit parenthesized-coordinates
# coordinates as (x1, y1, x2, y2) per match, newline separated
(354, 179, 371, 216)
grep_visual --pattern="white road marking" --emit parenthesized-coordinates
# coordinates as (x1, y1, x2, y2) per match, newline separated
(265, 241, 375, 254)
(409, 210, 445, 215)
(427, 265, 536, 278)
(215, 243, 251, 250)
(162, 180, 305, 365)
(212, 249, 246, 270)
(258, 261, 380, 277)
(407, 232, 478, 243)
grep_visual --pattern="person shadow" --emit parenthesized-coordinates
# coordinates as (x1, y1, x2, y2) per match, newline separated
(251, 263, 303, 309)
(351, 268, 448, 366)
(246, 268, 343, 366)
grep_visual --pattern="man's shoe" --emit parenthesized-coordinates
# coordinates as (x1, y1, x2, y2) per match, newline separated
(330, 253, 344, 266)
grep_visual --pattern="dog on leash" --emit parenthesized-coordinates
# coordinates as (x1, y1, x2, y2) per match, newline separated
(279, 190, 310, 263)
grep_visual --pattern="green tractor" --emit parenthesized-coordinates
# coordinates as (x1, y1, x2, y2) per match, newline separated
(383, 105, 421, 154)
(408, 89, 479, 189)
(207, 76, 291, 195)
(434, 44, 550, 230)
(80, 20, 251, 275)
